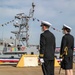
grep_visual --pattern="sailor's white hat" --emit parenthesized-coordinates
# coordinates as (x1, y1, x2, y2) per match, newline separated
(62, 24, 72, 30)
(41, 21, 52, 27)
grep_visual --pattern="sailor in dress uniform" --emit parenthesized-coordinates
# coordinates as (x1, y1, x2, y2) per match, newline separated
(60, 24, 74, 75)
(39, 21, 56, 75)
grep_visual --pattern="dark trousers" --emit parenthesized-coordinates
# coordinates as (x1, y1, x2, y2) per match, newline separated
(42, 60, 54, 75)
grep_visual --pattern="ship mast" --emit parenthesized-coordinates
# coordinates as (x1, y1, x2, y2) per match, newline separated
(11, 3, 35, 49)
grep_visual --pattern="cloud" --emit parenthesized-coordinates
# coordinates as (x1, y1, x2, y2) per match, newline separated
(0, 0, 31, 7)
(0, 0, 75, 46)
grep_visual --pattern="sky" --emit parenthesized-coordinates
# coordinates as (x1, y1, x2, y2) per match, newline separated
(0, 0, 75, 47)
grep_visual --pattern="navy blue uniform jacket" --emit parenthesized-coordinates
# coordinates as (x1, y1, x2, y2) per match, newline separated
(40, 30, 56, 60)
(60, 34, 74, 57)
